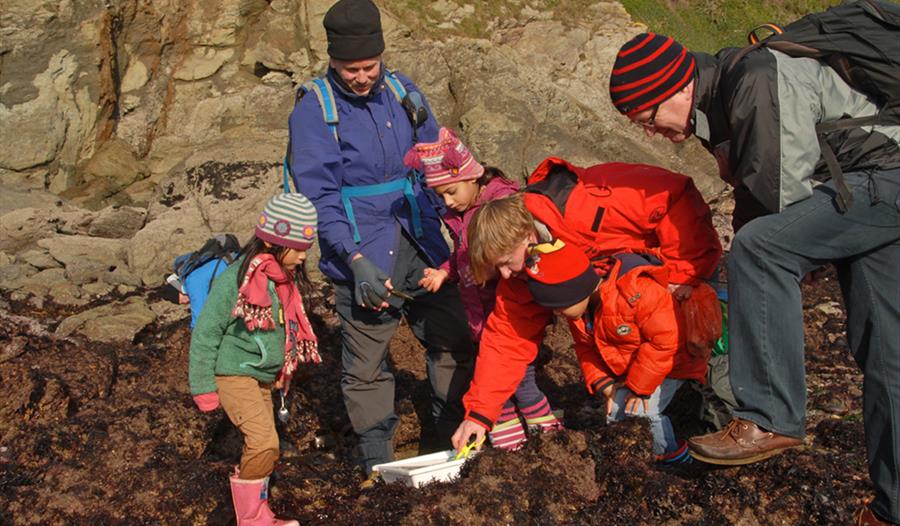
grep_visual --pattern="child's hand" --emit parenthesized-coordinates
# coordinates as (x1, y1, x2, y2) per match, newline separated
(623, 392, 650, 416)
(601, 381, 623, 416)
(451, 420, 487, 452)
(193, 392, 220, 412)
(667, 283, 694, 301)
(419, 268, 449, 293)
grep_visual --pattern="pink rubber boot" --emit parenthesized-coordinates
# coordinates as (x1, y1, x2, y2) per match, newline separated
(229, 472, 299, 526)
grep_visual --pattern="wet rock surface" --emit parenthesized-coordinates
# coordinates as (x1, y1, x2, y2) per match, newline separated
(0, 262, 871, 525)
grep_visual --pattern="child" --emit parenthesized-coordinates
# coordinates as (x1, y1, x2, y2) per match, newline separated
(524, 240, 709, 463)
(404, 127, 563, 450)
(189, 193, 321, 526)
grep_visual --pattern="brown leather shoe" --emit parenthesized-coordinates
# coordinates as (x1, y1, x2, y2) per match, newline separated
(857, 499, 897, 525)
(687, 418, 803, 465)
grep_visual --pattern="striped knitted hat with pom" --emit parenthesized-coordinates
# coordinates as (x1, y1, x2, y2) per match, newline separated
(609, 33, 696, 116)
(255, 193, 318, 250)
(403, 127, 484, 188)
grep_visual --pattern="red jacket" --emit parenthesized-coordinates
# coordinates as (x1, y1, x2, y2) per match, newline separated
(571, 255, 709, 398)
(524, 157, 721, 286)
(462, 158, 721, 429)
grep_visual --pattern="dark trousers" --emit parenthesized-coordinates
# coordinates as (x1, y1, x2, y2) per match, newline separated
(334, 232, 475, 473)
(500, 364, 545, 413)
(728, 168, 900, 522)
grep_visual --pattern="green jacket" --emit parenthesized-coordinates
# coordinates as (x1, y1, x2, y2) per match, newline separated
(188, 260, 286, 395)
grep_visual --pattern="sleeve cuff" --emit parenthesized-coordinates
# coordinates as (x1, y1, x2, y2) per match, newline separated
(465, 411, 493, 430)
(590, 378, 615, 395)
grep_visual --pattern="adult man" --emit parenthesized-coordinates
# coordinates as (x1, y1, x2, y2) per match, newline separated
(609, 25, 900, 524)
(288, 0, 474, 474)
(451, 157, 722, 453)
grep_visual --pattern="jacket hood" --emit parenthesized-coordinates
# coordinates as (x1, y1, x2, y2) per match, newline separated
(444, 176, 520, 223)
(478, 176, 520, 204)
(608, 251, 669, 298)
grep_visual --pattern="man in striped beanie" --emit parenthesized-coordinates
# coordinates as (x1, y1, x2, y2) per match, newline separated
(610, 11, 900, 523)
(608, 33, 696, 144)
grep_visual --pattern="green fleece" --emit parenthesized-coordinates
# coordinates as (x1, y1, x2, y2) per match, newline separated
(188, 261, 286, 395)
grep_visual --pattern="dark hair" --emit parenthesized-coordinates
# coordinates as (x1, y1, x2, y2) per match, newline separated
(475, 166, 509, 187)
(236, 236, 314, 302)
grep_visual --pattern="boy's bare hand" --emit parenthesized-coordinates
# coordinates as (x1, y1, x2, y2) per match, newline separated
(667, 283, 694, 301)
(419, 268, 449, 293)
(602, 381, 624, 416)
(623, 392, 650, 416)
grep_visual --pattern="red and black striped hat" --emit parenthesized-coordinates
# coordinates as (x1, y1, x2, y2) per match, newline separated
(609, 33, 696, 116)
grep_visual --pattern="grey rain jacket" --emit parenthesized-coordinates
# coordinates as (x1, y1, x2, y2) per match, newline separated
(692, 47, 900, 213)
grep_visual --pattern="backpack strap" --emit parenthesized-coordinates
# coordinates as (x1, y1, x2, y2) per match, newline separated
(305, 77, 340, 141)
(747, 23, 784, 45)
(383, 68, 408, 103)
(283, 76, 340, 193)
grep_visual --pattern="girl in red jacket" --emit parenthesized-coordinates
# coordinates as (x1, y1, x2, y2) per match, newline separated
(525, 240, 709, 463)
(404, 128, 562, 450)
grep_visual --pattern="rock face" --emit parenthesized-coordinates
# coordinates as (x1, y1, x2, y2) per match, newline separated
(0, 0, 725, 338)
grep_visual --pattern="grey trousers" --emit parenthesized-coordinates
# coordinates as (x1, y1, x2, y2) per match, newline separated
(334, 232, 475, 473)
(694, 353, 737, 431)
(728, 168, 900, 522)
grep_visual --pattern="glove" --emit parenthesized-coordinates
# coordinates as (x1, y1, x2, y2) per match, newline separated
(193, 392, 220, 412)
(349, 255, 391, 309)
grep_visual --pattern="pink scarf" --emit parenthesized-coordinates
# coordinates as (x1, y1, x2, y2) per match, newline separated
(232, 254, 320, 392)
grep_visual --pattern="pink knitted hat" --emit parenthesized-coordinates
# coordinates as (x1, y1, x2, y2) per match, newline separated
(403, 127, 484, 188)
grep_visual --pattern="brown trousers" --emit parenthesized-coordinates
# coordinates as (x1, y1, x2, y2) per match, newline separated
(216, 376, 280, 480)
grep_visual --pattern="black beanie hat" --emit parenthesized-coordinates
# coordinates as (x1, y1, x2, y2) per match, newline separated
(609, 33, 696, 116)
(323, 0, 385, 61)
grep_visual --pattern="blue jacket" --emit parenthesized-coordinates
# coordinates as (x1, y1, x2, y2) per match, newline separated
(288, 67, 447, 282)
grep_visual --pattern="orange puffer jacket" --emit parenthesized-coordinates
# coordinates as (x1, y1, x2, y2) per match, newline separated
(571, 254, 709, 397)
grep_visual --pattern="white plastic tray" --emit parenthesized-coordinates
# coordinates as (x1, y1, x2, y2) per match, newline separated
(372, 449, 476, 488)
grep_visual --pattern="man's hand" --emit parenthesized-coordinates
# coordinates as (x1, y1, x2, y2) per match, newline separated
(349, 254, 391, 310)
(667, 283, 694, 301)
(451, 420, 488, 452)
(419, 268, 449, 293)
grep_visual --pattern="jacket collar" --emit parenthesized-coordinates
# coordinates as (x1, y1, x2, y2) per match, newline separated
(691, 50, 734, 148)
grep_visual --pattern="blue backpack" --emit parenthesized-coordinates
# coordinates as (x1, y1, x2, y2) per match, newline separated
(172, 234, 241, 328)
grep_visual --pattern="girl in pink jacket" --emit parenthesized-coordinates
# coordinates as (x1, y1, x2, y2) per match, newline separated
(405, 128, 563, 450)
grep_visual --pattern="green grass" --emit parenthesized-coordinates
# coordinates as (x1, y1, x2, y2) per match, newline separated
(617, 0, 841, 52)
(382, 0, 842, 51)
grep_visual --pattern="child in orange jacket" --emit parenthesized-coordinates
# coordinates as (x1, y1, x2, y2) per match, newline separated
(525, 240, 710, 462)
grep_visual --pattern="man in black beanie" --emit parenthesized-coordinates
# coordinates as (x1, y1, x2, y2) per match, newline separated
(287, 0, 475, 477)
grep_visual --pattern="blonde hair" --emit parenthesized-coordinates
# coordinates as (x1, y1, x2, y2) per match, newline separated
(467, 193, 535, 283)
